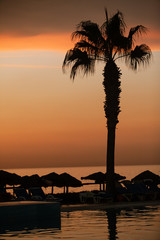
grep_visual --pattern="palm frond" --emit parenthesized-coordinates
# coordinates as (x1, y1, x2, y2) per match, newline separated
(72, 21, 105, 46)
(125, 44, 152, 70)
(104, 8, 109, 24)
(62, 48, 95, 79)
(113, 36, 130, 53)
(109, 11, 126, 35)
(70, 57, 95, 79)
(63, 9, 152, 79)
(75, 40, 104, 59)
(127, 25, 148, 49)
(101, 11, 126, 39)
(72, 30, 89, 40)
(128, 25, 147, 39)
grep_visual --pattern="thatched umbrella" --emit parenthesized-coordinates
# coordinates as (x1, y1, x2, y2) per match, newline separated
(131, 170, 160, 185)
(81, 172, 126, 182)
(0, 170, 21, 188)
(105, 173, 126, 182)
(41, 172, 60, 194)
(81, 172, 105, 191)
(21, 174, 47, 189)
(81, 172, 105, 182)
(81, 172, 126, 191)
(57, 172, 82, 193)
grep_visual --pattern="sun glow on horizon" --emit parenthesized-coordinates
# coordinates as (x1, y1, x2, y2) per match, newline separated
(0, 49, 160, 168)
(0, 31, 159, 52)
(0, 33, 73, 51)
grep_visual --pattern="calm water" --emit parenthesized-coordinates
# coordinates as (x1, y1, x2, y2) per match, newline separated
(1, 165, 160, 240)
(0, 206, 160, 240)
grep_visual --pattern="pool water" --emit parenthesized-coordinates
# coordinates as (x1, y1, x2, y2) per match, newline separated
(0, 205, 160, 240)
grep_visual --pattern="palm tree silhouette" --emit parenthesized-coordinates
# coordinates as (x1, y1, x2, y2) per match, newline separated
(63, 9, 151, 194)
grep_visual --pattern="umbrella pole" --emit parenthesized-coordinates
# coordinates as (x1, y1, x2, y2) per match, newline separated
(64, 186, 65, 194)
(13, 184, 15, 195)
(51, 186, 54, 194)
(66, 186, 69, 194)
(103, 182, 105, 191)
(99, 184, 102, 191)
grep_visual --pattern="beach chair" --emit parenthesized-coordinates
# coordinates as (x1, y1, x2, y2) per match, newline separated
(93, 192, 113, 203)
(144, 181, 160, 200)
(13, 188, 30, 201)
(29, 187, 46, 200)
(29, 187, 58, 201)
(115, 182, 131, 202)
(0, 186, 6, 194)
(122, 182, 151, 201)
(79, 191, 95, 203)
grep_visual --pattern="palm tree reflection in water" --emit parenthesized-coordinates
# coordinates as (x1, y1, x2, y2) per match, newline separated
(106, 209, 118, 240)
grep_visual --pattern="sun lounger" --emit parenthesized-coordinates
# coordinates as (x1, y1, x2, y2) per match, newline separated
(93, 192, 113, 203)
(79, 191, 95, 203)
(145, 181, 160, 200)
(29, 187, 60, 201)
(116, 183, 131, 201)
(13, 188, 30, 201)
(29, 187, 46, 200)
(122, 181, 152, 201)
(79, 191, 113, 204)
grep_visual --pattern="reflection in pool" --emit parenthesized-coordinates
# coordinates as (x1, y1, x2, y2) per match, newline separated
(0, 205, 160, 240)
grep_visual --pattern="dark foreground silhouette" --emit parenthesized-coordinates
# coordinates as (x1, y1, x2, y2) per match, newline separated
(0, 169, 159, 203)
(63, 8, 152, 195)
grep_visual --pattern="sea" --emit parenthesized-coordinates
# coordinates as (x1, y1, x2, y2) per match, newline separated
(1, 165, 160, 240)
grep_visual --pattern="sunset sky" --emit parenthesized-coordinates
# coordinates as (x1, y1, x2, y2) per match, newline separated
(0, 0, 160, 169)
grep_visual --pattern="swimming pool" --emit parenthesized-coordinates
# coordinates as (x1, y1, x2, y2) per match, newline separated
(0, 203, 159, 240)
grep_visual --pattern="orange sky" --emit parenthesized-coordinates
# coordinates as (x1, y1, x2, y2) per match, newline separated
(0, 29, 159, 51)
(0, 34, 73, 51)
(0, 0, 160, 169)
(0, 49, 159, 168)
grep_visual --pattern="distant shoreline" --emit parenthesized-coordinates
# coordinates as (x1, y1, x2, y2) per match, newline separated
(3, 164, 160, 170)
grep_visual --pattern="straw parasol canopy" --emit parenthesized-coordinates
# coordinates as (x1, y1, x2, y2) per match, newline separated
(0, 170, 21, 187)
(81, 172, 126, 183)
(41, 172, 60, 194)
(81, 172, 126, 191)
(57, 172, 82, 193)
(41, 172, 60, 185)
(81, 172, 105, 183)
(105, 173, 126, 182)
(21, 174, 47, 189)
(131, 170, 160, 184)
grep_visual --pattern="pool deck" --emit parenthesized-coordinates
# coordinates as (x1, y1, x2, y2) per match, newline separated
(61, 200, 160, 212)
(0, 200, 160, 212)
(0, 200, 59, 206)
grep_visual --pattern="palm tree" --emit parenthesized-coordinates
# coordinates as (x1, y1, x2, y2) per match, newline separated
(62, 9, 151, 195)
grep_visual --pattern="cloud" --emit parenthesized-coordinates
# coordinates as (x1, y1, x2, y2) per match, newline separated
(0, 0, 159, 37)
(0, 33, 73, 51)
(0, 64, 61, 68)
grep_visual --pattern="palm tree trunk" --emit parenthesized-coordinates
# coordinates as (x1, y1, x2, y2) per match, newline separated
(103, 59, 121, 196)
(106, 126, 116, 194)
